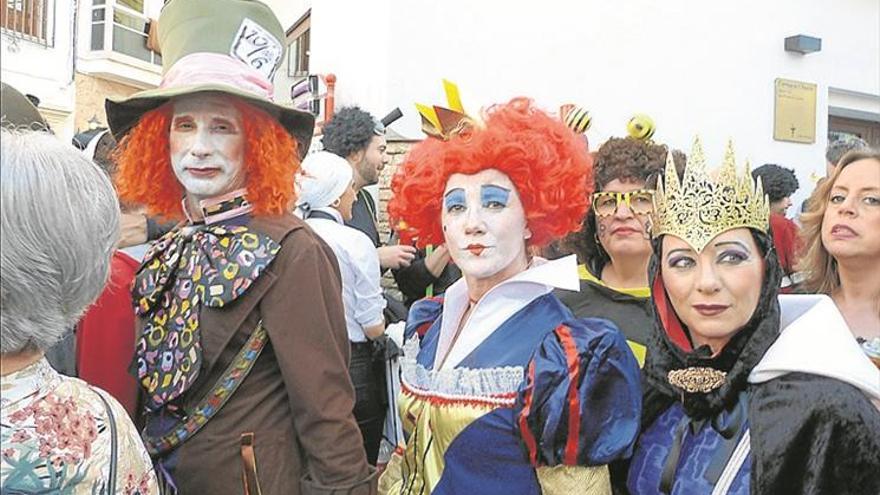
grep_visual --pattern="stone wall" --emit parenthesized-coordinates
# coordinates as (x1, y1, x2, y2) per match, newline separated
(74, 73, 141, 132)
(377, 138, 418, 292)
(376, 138, 419, 241)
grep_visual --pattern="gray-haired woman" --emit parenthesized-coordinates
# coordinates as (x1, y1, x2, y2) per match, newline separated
(0, 129, 158, 494)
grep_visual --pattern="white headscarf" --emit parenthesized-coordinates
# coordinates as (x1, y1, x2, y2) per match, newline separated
(295, 151, 354, 212)
(81, 129, 110, 161)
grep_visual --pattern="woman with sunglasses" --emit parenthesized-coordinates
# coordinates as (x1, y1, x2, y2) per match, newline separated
(557, 136, 672, 366)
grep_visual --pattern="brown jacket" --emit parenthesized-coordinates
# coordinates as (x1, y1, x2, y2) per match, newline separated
(140, 215, 375, 494)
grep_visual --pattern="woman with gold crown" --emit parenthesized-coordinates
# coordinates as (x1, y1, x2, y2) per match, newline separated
(624, 140, 880, 494)
(379, 87, 642, 494)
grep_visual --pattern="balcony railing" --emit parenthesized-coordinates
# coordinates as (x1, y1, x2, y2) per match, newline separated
(1, 0, 52, 46)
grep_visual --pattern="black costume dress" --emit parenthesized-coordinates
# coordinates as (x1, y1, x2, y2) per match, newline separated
(624, 233, 880, 495)
(555, 263, 652, 367)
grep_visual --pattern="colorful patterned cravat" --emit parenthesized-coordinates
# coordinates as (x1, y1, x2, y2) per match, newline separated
(133, 223, 280, 411)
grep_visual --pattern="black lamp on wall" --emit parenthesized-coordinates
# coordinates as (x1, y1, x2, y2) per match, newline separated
(785, 34, 822, 55)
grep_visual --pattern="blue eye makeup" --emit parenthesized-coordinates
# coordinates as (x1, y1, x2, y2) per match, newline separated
(481, 185, 510, 208)
(444, 188, 466, 212)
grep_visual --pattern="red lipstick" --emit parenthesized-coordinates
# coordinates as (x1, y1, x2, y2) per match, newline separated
(693, 304, 730, 317)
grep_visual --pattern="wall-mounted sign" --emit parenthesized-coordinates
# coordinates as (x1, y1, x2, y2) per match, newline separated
(774, 78, 817, 144)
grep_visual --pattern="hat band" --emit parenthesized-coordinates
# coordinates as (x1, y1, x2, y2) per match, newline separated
(160, 53, 275, 101)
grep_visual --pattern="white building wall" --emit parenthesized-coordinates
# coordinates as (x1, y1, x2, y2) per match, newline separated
(74, 0, 163, 89)
(268, 0, 312, 104)
(293, 0, 880, 211)
(1, 0, 77, 139)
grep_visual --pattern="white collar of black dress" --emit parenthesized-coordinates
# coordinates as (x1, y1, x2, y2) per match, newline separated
(749, 294, 880, 402)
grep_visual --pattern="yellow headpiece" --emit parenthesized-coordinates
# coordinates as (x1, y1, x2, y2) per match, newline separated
(652, 138, 770, 252)
(415, 79, 477, 140)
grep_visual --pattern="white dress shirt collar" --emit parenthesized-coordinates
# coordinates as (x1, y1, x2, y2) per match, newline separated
(308, 206, 344, 224)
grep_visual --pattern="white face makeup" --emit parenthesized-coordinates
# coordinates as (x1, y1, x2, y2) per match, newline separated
(170, 94, 246, 200)
(441, 169, 530, 282)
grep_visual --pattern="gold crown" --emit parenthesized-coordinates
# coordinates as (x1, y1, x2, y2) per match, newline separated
(415, 80, 477, 140)
(652, 138, 770, 252)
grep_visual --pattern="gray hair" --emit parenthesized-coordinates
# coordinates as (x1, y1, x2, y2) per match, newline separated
(826, 134, 868, 165)
(1, 129, 120, 353)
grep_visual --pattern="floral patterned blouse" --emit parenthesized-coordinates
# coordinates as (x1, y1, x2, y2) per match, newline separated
(1, 358, 158, 494)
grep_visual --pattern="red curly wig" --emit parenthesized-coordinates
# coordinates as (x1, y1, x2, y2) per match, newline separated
(114, 96, 299, 220)
(389, 97, 593, 249)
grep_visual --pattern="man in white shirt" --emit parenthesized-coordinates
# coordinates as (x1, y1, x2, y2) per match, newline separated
(296, 151, 387, 464)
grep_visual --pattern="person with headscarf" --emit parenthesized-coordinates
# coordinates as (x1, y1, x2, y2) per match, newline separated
(1, 128, 158, 494)
(105, 0, 375, 492)
(378, 94, 641, 494)
(625, 140, 880, 494)
(296, 151, 388, 465)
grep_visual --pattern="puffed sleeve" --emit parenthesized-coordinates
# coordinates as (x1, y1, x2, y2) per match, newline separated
(404, 296, 444, 341)
(515, 317, 642, 468)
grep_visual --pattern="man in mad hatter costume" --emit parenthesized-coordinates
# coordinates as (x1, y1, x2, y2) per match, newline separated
(106, 1, 377, 493)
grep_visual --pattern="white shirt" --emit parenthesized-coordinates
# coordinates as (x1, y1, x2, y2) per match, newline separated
(305, 207, 386, 342)
(435, 255, 580, 370)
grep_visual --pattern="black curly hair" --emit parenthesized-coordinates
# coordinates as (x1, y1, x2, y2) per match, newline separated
(751, 163, 799, 203)
(564, 137, 668, 268)
(321, 106, 382, 158)
(592, 137, 668, 190)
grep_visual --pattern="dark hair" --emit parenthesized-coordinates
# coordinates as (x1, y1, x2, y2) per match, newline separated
(592, 137, 668, 190)
(564, 137, 667, 266)
(670, 149, 687, 179)
(321, 106, 381, 158)
(751, 163, 798, 203)
(825, 134, 868, 165)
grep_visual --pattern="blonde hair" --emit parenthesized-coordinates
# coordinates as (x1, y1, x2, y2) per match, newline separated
(798, 148, 880, 294)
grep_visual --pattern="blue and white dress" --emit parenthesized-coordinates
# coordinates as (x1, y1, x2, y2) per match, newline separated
(379, 256, 642, 494)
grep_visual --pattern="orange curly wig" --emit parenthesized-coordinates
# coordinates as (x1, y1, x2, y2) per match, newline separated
(389, 97, 593, 249)
(114, 96, 299, 220)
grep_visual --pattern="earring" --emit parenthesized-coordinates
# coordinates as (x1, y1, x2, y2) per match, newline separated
(524, 228, 533, 240)
(332, 199, 341, 207)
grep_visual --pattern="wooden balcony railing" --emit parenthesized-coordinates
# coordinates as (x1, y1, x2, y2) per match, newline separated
(1, 0, 50, 45)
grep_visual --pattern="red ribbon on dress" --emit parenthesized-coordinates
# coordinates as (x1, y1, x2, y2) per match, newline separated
(555, 324, 582, 465)
(518, 360, 539, 466)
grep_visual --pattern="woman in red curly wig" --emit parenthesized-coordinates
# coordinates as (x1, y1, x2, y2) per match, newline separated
(379, 97, 642, 494)
(103, 0, 376, 493)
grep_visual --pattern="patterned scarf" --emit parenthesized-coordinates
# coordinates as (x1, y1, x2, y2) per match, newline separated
(133, 196, 280, 411)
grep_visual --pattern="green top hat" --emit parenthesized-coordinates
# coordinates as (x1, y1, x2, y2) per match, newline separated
(105, 0, 314, 155)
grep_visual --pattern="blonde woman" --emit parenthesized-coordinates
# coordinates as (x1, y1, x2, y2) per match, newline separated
(799, 149, 880, 362)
